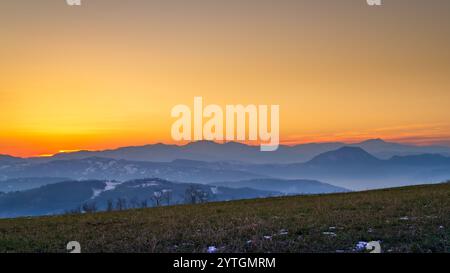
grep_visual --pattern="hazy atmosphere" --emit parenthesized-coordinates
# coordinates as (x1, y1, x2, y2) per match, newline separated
(1, 0, 450, 157)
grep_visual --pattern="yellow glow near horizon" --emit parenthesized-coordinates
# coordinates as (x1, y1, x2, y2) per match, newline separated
(1, 1, 450, 157)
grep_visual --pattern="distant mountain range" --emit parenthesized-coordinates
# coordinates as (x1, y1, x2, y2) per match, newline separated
(7, 138, 450, 164)
(1, 139, 450, 193)
(0, 157, 266, 183)
(1, 147, 450, 191)
(240, 147, 450, 190)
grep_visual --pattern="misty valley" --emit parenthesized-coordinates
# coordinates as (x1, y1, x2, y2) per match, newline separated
(1, 139, 450, 218)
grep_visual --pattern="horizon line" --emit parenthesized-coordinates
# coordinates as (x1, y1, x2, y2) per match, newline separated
(2, 138, 450, 159)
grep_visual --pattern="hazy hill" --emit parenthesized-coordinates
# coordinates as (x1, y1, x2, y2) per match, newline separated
(306, 146, 382, 165)
(0, 178, 280, 218)
(388, 154, 450, 166)
(355, 138, 450, 159)
(0, 157, 266, 183)
(0, 180, 106, 218)
(241, 147, 450, 190)
(211, 178, 348, 194)
(0, 177, 69, 192)
(0, 154, 24, 164)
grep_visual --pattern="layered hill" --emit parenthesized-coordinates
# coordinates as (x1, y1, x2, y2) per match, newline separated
(0, 178, 280, 218)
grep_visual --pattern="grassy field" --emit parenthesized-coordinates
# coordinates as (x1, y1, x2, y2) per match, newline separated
(0, 183, 449, 253)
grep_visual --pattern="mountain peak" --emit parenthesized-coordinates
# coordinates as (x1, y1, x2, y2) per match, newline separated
(360, 138, 387, 144)
(389, 153, 450, 165)
(307, 146, 381, 165)
(334, 146, 374, 155)
(185, 140, 219, 147)
(0, 154, 24, 163)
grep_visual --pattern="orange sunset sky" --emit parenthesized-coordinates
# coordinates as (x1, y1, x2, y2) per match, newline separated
(1, 0, 450, 157)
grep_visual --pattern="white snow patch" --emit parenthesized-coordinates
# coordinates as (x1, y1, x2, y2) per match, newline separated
(131, 182, 160, 188)
(278, 229, 289, 236)
(210, 187, 220, 195)
(207, 246, 218, 253)
(124, 164, 138, 174)
(91, 181, 123, 199)
(355, 241, 368, 251)
(91, 188, 103, 199)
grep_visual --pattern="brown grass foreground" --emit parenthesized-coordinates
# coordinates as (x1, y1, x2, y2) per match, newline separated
(0, 183, 449, 253)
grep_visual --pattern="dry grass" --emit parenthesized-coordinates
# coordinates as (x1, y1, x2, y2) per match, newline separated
(0, 183, 449, 253)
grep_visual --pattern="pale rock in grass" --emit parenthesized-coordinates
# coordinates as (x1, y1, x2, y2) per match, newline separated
(207, 246, 218, 253)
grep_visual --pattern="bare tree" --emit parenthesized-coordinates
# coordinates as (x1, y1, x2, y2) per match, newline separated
(185, 186, 197, 204)
(65, 206, 82, 215)
(116, 198, 127, 211)
(140, 199, 148, 208)
(184, 186, 209, 204)
(130, 197, 140, 209)
(162, 189, 173, 206)
(198, 190, 210, 204)
(82, 202, 97, 213)
(152, 191, 163, 207)
(106, 199, 114, 212)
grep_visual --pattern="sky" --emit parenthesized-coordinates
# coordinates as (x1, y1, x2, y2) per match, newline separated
(1, 0, 450, 157)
